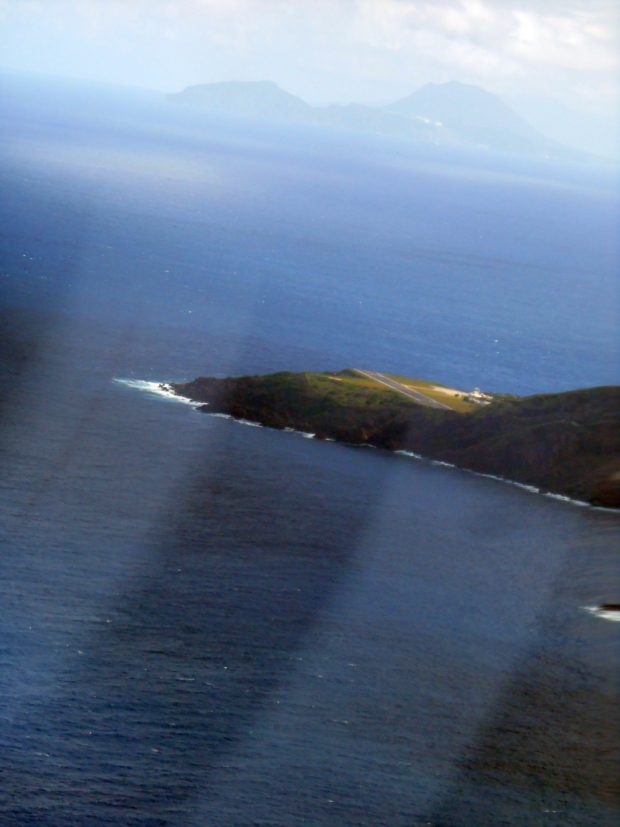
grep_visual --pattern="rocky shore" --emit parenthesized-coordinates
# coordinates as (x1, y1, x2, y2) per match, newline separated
(166, 370, 620, 508)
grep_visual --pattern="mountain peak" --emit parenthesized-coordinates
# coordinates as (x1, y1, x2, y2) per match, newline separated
(385, 80, 548, 149)
(168, 80, 312, 120)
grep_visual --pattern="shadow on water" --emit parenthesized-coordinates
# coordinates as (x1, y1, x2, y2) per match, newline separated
(0, 363, 382, 825)
(426, 511, 620, 827)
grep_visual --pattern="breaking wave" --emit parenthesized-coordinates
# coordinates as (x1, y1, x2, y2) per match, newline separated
(582, 605, 620, 623)
(113, 378, 199, 406)
(394, 449, 595, 509)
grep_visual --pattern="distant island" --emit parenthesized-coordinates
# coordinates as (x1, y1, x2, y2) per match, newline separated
(163, 369, 620, 508)
(168, 80, 593, 163)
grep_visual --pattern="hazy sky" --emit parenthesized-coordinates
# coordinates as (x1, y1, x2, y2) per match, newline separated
(1, 0, 618, 114)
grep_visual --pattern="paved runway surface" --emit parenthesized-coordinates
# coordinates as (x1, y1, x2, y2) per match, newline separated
(354, 369, 453, 410)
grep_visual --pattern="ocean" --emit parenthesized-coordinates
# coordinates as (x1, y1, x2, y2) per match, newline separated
(0, 74, 618, 825)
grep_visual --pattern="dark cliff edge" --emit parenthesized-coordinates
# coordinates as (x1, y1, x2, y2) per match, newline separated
(168, 370, 620, 509)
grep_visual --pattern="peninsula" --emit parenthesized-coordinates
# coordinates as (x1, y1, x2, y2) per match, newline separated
(165, 369, 620, 508)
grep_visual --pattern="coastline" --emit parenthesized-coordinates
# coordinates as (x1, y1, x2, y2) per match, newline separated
(198, 404, 600, 510)
(115, 375, 618, 511)
(160, 370, 620, 509)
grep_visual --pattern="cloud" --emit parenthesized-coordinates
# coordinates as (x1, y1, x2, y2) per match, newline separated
(0, 0, 617, 112)
(352, 1, 618, 75)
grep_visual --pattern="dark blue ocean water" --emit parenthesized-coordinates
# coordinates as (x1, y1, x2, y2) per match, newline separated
(0, 75, 619, 825)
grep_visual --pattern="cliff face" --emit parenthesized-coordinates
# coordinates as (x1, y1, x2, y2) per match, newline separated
(396, 387, 620, 506)
(170, 372, 620, 508)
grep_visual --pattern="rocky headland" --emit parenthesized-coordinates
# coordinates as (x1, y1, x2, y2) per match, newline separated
(166, 369, 620, 509)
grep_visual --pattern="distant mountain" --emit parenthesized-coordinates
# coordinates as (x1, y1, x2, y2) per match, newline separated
(169, 80, 313, 121)
(387, 81, 535, 135)
(170, 81, 427, 137)
(385, 81, 561, 156)
(169, 79, 593, 162)
(507, 93, 618, 162)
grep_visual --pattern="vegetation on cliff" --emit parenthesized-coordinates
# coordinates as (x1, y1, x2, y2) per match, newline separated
(169, 370, 620, 508)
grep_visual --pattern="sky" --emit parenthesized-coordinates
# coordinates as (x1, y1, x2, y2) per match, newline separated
(0, 0, 618, 117)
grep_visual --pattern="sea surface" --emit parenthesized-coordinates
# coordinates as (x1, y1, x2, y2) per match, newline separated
(0, 74, 619, 826)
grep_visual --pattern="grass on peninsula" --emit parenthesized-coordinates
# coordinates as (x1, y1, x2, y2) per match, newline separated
(274, 371, 419, 415)
(174, 369, 455, 441)
(176, 369, 489, 415)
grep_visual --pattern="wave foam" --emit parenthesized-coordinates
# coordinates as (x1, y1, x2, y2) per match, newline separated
(237, 418, 262, 428)
(431, 458, 456, 468)
(544, 492, 589, 507)
(393, 449, 600, 510)
(582, 605, 620, 623)
(113, 378, 199, 406)
(501, 479, 539, 494)
(284, 426, 315, 438)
